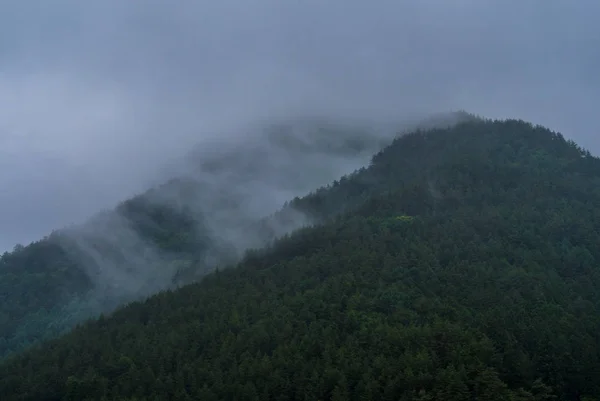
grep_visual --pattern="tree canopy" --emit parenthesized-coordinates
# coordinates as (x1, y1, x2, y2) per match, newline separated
(2, 117, 600, 400)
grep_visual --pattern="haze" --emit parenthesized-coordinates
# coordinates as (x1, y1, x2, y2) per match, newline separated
(1, 0, 599, 251)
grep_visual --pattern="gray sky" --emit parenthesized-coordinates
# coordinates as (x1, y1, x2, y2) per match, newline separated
(0, 0, 599, 251)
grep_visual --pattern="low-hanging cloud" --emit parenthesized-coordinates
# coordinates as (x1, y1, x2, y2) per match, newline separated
(50, 118, 401, 303)
(1, 0, 599, 250)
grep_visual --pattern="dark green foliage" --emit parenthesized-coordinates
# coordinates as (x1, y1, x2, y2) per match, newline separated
(0, 240, 90, 356)
(1, 117, 600, 400)
(0, 187, 209, 359)
(0, 113, 470, 360)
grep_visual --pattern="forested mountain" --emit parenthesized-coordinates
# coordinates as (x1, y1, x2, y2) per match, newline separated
(0, 120, 382, 359)
(0, 113, 470, 360)
(1, 117, 599, 400)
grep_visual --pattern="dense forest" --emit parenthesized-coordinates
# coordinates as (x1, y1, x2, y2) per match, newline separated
(0, 191, 205, 359)
(0, 117, 411, 360)
(1, 117, 599, 400)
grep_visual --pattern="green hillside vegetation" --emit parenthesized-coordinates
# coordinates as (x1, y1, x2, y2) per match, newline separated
(1, 117, 599, 400)
(0, 194, 205, 358)
(0, 119, 410, 360)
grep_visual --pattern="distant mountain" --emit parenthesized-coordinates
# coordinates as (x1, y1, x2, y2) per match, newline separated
(0, 112, 470, 359)
(1, 116, 599, 400)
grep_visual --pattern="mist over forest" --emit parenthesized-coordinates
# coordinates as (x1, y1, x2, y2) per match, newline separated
(45, 112, 469, 301)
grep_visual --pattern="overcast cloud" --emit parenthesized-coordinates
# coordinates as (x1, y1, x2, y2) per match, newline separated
(0, 0, 598, 251)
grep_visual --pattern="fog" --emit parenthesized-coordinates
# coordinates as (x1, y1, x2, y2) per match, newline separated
(52, 118, 404, 297)
(1, 0, 599, 250)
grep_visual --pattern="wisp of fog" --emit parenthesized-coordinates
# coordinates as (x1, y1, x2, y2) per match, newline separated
(51, 116, 425, 301)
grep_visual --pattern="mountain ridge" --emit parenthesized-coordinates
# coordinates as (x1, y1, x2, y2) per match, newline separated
(0, 112, 471, 359)
(1, 116, 597, 399)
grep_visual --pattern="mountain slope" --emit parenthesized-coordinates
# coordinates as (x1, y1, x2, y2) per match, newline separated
(2, 114, 471, 360)
(1, 117, 599, 400)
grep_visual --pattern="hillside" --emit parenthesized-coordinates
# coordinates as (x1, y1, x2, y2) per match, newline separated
(0, 114, 472, 360)
(0, 119, 390, 359)
(1, 117, 599, 400)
